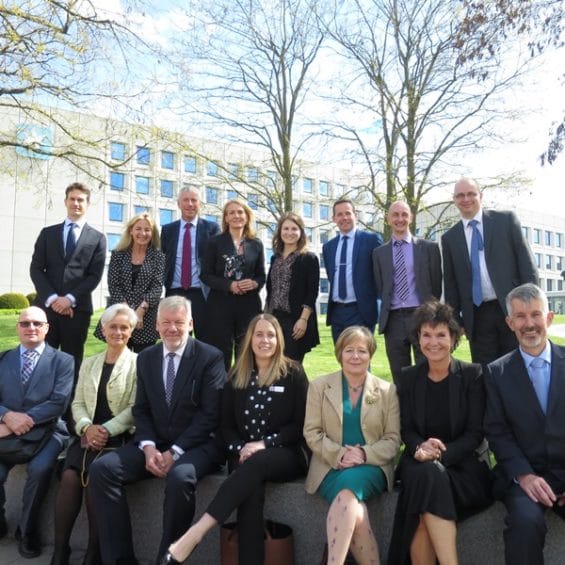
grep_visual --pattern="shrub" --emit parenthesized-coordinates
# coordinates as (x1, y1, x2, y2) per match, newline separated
(26, 292, 37, 305)
(0, 293, 30, 309)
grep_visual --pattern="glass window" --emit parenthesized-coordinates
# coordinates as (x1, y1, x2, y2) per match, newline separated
(557, 257, 563, 271)
(559, 280, 563, 291)
(320, 204, 330, 221)
(110, 172, 125, 191)
(248, 193, 259, 210)
(534, 253, 542, 269)
(136, 146, 150, 165)
(533, 228, 541, 245)
(319, 253, 325, 269)
(228, 163, 239, 179)
(106, 233, 121, 251)
(545, 231, 552, 246)
(335, 184, 346, 196)
(205, 214, 218, 223)
(303, 178, 313, 194)
(135, 176, 150, 195)
(320, 279, 329, 293)
(206, 186, 218, 204)
(303, 202, 313, 218)
(160, 179, 174, 198)
(161, 151, 175, 170)
(207, 160, 218, 176)
(111, 142, 126, 161)
(556, 233, 563, 248)
(159, 208, 174, 226)
(320, 302, 328, 315)
(246, 166, 258, 182)
(521, 226, 529, 241)
(321, 230, 331, 244)
(546, 255, 553, 270)
(184, 155, 197, 174)
(319, 180, 329, 196)
(305, 227, 313, 241)
(266, 248, 274, 263)
(267, 197, 277, 214)
(134, 205, 149, 215)
(547, 279, 553, 291)
(267, 170, 277, 187)
(226, 189, 237, 201)
(108, 202, 124, 222)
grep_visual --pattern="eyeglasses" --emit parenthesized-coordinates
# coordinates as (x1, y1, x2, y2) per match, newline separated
(18, 321, 48, 328)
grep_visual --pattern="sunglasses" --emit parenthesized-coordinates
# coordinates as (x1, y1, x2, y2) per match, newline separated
(18, 321, 48, 328)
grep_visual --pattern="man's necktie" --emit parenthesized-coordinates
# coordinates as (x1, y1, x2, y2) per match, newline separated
(469, 219, 484, 307)
(180, 223, 192, 290)
(165, 352, 176, 405)
(21, 349, 39, 384)
(530, 357, 549, 414)
(65, 222, 77, 260)
(338, 235, 348, 300)
(393, 240, 409, 302)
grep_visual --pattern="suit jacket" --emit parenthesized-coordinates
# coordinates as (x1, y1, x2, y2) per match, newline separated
(484, 342, 565, 485)
(303, 370, 400, 494)
(30, 222, 106, 314)
(0, 344, 73, 428)
(398, 359, 486, 467)
(161, 217, 220, 293)
(132, 339, 225, 451)
(323, 230, 383, 327)
(372, 237, 442, 333)
(72, 348, 137, 437)
(266, 251, 320, 350)
(441, 209, 538, 335)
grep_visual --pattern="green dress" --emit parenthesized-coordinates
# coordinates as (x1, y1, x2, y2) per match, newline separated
(318, 377, 387, 503)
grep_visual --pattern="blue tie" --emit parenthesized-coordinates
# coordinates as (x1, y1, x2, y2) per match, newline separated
(338, 236, 348, 300)
(530, 357, 549, 414)
(65, 222, 77, 260)
(469, 220, 483, 307)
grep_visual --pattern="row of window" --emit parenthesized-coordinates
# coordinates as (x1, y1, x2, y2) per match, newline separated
(523, 226, 564, 248)
(541, 278, 564, 292)
(533, 253, 565, 272)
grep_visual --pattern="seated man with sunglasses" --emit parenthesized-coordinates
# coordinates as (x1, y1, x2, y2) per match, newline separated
(0, 307, 74, 558)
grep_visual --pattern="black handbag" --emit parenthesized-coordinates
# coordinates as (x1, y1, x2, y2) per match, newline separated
(0, 423, 54, 464)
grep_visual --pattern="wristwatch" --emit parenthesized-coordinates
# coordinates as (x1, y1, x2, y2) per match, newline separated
(168, 448, 180, 461)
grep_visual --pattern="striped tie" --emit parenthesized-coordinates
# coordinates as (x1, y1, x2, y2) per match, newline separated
(393, 240, 409, 302)
(165, 352, 176, 405)
(22, 349, 39, 384)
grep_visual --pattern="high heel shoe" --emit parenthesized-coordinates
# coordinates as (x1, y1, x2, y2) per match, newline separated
(159, 551, 181, 565)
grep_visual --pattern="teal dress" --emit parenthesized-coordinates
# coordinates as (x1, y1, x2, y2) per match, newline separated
(318, 377, 387, 503)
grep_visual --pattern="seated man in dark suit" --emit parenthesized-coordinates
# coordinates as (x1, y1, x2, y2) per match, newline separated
(0, 307, 74, 558)
(89, 296, 226, 565)
(484, 283, 565, 565)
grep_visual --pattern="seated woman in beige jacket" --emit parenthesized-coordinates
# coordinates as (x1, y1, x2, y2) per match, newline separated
(304, 326, 401, 565)
(51, 304, 138, 565)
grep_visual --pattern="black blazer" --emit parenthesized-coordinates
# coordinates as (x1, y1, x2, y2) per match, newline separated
(399, 358, 486, 467)
(266, 251, 320, 350)
(161, 217, 220, 291)
(30, 222, 106, 313)
(200, 232, 266, 294)
(485, 342, 565, 485)
(132, 339, 225, 451)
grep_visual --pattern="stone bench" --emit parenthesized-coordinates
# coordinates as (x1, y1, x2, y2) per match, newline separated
(5, 466, 565, 564)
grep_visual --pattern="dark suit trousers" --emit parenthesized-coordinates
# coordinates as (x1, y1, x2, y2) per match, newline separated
(471, 301, 518, 366)
(207, 448, 304, 565)
(330, 302, 375, 344)
(166, 287, 209, 343)
(89, 441, 220, 564)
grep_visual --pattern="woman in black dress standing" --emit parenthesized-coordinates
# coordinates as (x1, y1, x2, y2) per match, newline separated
(388, 301, 492, 565)
(201, 199, 265, 370)
(266, 212, 319, 362)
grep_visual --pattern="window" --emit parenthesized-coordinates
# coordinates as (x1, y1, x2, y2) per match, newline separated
(266, 223, 277, 236)
(557, 257, 564, 271)
(303, 202, 313, 218)
(534, 253, 542, 269)
(321, 230, 331, 244)
(533, 228, 541, 245)
(111, 142, 126, 161)
(320, 278, 329, 293)
(319, 253, 325, 269)
(110, 172, 125, 191)
(226, 189, 237, 201)
(319, 180, 329, 197)
(266, 248, 274, 263)
(303, 178, 313, 194)
(246, 166, 258, 182)
(521, 226, 529, 241)
(106, 233, 121, 251)
(267, 197, 277, 214)
(135, 176, 150, 195)
(160, 179, 174, 198)
(545, 231, 553, 246)
(206, 186, 218, 204)
(546, 255, 553, 270)
(556, 233, 563, 248)
(228, 163, 239, 179)
(320, 204, 330, 221)
(161, 151, 175, 170)
(184, 156, 197, 174)
(108, 202, 124, 222)
(559, 280, 563, 291)
(207, 160, 218, 176)
(547, 279, 553, 291)
(248, 193, 259, 210)
(205, 214, 218, 224)
(134, 205, 149, 215)
(305, 227, 313, 241)
(159, 208, 174, 226)
(335, 184, 346, 196)
(136, 146, 150, 165)
(267, 170, 277, 187)
(320, 302, 328, 315)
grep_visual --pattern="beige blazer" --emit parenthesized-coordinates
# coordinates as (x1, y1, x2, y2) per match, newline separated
(303, 370, 400, 494)
(72, 348, 137, 436)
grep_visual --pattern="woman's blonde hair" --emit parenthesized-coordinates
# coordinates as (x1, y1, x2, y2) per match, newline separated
(115, 212, 160, 251)
(334, 326, 377, 362)
(222, 199, 256, 239)
(272, 212, 308, 255)
(229, 313, 292, 389)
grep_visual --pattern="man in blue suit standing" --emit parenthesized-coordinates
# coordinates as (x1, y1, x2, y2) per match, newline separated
(161, 188, 220, 341)
(0, 307, 73, 558)
(323, 198, 383, 342)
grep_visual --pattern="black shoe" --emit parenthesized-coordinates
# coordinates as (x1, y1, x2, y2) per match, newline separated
(159, 551, 182, 565)
(15, 527, 42, 559)
(0, 516, 7, 540)
(50, 545, 71, 565)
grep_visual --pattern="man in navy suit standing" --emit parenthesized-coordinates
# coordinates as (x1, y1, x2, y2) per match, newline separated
(0, 307, 73, 558)
(323, 198, 383, 343)
(30, 182, 106, 380)
(161, 187, 220, 341)
(485, 284, 565, 565)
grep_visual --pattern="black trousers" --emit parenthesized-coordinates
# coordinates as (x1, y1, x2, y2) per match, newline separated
(166, 287, 209, 343)
(207, 448, 305, 565)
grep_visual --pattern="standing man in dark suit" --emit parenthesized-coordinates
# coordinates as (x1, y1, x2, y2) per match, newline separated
(0, 307, 73, 558)
(89, 296, 225, 565)
(30, 182, 106, 380)
(323, 198, 383, 343)
(373, 201, 442, 383)
(442, 177, 538, 365)
(161, 187, 220, 341)
(484, 283, 565, 565)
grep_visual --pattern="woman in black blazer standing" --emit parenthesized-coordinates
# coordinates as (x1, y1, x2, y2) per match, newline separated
(266, 212, 320, 362)
(388, 301, 492, 565)
(201, 199, 265, 370)
(160, 313, 309, 565)
(95, 212, 165, 352)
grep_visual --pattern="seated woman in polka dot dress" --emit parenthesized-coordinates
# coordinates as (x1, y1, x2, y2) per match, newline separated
(161, 313, 309, 565)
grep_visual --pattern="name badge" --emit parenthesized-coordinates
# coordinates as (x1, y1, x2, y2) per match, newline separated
(269, 385, 285, 393)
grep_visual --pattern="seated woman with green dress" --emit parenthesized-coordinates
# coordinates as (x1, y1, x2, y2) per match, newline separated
(304, 326, 401, 565)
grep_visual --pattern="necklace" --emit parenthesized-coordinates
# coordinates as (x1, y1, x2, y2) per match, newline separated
(348, 382, 365, 393)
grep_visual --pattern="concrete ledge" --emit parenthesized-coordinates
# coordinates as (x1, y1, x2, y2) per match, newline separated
(5, 466, 565, 564)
